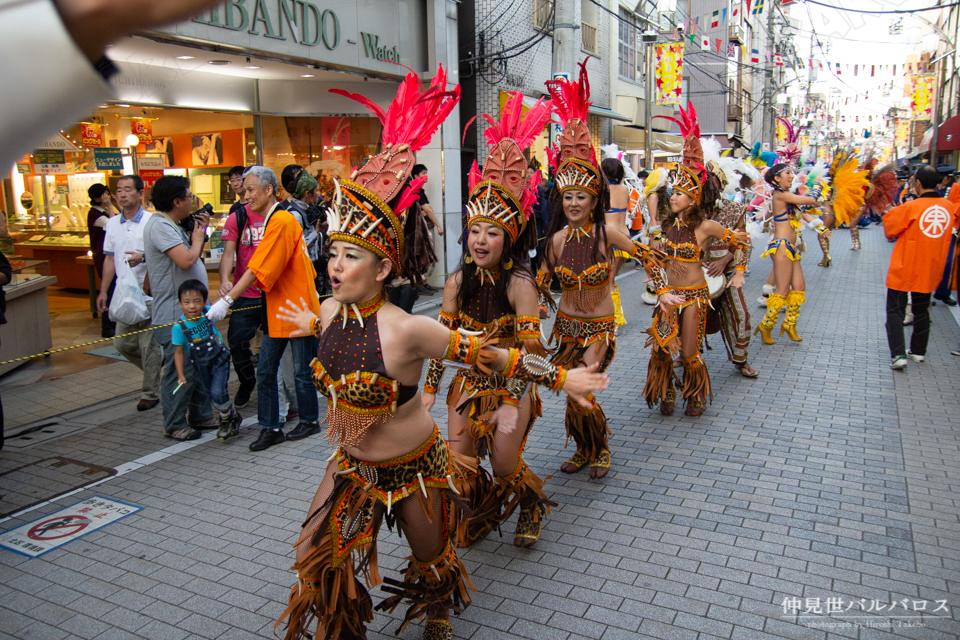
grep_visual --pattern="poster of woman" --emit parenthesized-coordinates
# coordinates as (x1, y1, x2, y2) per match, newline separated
(191, 133, 222, 166)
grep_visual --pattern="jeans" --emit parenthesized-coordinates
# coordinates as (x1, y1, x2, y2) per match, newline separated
(388, 284, 419, 313)
(114, 300, 162, 401)
(190, 339, 232, 410)
(101, 278, 116, 336)
(256, 334, 319, 429)
(935, 236, 957, 299)
(886, 289, 932, 358)
(155, 325, 213, 433)
(226, 296, 262, 388)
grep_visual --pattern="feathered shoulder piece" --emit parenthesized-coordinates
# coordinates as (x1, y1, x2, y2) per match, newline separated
(464, 91, 552, 245)
(865, 163, 898, 211)
(829, 151, 869, 226)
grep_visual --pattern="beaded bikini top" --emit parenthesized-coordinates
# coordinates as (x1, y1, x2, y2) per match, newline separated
(663, 221, 703, 263)
(457, 267, 542, 351)
(311, 293, 418, 447)
(555, 223, 611, 313)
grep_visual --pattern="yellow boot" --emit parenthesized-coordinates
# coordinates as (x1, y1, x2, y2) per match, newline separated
(781, 291, 805, 341)
(754, 293, 786, 345)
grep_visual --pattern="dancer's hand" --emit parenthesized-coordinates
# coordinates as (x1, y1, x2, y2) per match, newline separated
(727, 271, 745, 289)
(659, 292, 683, 312)
(421, 393, 436, 411)
(487, 403, 519, 436)
(562, 362, 609, 409)
(277, 298, 317, 337)
(822, 229, 832, 239)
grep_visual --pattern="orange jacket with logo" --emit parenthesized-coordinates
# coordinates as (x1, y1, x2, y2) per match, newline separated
(884, 194, 959, 293)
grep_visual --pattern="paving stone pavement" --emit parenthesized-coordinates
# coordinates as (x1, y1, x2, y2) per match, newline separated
(0, 224, 959, 640)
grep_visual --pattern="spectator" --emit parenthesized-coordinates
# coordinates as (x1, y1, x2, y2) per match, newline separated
(934, 171, 959, 306)
(208, 166, 321, 452)
(172, 279, 241, 441)
(96, 175, 161, 412)
(410, 164, 443, 292)
(883, 165, 959, 370)
(143, 175, 213, 440)
(218, 178, 266, 409)
(226, 165, 248, 215)
(87, 183, 116, 338)
(279, 165, 323, 289)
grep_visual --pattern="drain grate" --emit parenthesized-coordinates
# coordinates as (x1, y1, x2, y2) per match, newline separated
(0, 458, 116, 517)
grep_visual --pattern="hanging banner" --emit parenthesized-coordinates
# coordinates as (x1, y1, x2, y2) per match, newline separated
(911, 75, 935, 120)
(895, 120, 910, 146)
(130, 118, 153, 145)
(775, 119, 788, 144)
(80, 123, 104, 148)
(655, 42, 684, 105)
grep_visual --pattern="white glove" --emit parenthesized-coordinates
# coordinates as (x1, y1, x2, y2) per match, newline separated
(206, 298, 231, 322)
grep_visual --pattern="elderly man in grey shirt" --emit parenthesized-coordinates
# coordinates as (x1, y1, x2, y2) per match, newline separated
(143, 175, 212, 441)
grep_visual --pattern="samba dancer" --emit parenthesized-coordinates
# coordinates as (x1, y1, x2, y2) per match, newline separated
(536, 62, 664, 479)
(422, 93, 556, 549)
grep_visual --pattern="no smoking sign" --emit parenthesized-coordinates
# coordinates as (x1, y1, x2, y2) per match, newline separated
(0, 496, 141, 558)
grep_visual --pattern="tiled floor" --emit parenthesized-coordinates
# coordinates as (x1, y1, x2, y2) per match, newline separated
(0, 224, 958, 639)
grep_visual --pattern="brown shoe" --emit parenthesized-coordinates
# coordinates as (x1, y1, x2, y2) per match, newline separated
(137, 398, 159, 411)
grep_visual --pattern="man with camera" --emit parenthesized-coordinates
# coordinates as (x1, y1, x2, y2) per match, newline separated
(96, 175, 162, 412)
(143, 175, 214, 441)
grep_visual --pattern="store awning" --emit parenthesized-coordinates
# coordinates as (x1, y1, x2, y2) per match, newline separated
(938, 114, 960, 151)
(588, 105, 632, 122)
(611, 125, 684, 153)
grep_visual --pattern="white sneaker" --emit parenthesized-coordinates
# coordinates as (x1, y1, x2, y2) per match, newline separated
(758, 295, 768, 307)
(903, 311, 914, 326)
(890, 356, 908, 370)
(906, 351, 924, 363)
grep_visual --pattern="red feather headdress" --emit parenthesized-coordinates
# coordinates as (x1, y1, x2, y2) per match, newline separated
(546, 60, 602, 195)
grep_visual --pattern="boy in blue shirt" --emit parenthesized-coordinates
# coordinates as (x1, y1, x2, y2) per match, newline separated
(173, 280, 242, 440)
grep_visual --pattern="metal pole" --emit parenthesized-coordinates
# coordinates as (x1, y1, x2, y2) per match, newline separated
(645, 41, 654, 169)
(763, 0, 776, 148)
(931, 56, 945, 165)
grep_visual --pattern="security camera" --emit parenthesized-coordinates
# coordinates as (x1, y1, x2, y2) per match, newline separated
(642, 30, 658, 43)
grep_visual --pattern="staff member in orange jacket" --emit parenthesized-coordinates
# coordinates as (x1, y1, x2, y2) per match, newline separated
(884, 165, 959, 370)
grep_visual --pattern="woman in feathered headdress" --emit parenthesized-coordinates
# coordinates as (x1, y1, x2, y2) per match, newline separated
(753, 162, 833, 345)
(642, 103, 750, 417)
(272, 68, 609, 640)
(536, 60, 665, 479)
(422, 92, 557, 550)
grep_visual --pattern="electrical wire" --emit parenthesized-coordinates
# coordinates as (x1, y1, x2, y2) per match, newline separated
(803, 0, 960, 15)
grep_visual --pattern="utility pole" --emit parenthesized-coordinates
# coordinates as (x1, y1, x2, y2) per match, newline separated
(762, 0, 776, 149)
(552, 0, 577, 126)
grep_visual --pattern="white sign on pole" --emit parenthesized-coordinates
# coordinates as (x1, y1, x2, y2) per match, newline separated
(137, 155, 165, 171)
(0, 496, 142, 558)
(550, 72, 570, 146)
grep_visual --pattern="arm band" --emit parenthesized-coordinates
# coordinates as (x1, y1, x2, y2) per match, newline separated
(647, 264, 669, 296)
(535, 270, 553, 314)
(424, 310, 460, 394)
(310, 316, 323, 338)
(502, 350, 567, 392)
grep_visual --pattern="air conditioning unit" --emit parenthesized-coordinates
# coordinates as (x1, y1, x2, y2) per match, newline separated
(729, 25, 743, 44)
(727, 104, 743, 121)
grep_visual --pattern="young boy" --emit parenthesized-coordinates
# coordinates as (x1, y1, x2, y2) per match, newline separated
(173, 280, 242, 440)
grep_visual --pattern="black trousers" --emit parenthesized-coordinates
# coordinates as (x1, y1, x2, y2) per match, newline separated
(227, 296, 264, 388)
(886, 289, 931, 358)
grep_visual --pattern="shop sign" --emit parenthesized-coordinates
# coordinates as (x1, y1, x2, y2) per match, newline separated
(550, 72, 570, 145)
(93, 148, 124, 170)
(360, 32, 399, 62)
(19, 192, 34, 210)
(81, 123, 104, 148)
(35, 135, 79, 151)
(131, 118, 153, 145)
(138, 156, 165, 171)
(140, 170, 164, 189)
(33, 150, 65, 165)
(16, 157, 31, 174)
(192, 0, 340, 49)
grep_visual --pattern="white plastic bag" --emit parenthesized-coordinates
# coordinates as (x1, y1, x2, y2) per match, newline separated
(109, 258, 149, 326)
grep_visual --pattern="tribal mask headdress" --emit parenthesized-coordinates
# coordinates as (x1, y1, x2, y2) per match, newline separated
(775, 118, 803, 167)
(545, 60, 602, 197)
(464, 91, 552, 249)
(327, 66, 460, 276)
(656, 101, 705, 204)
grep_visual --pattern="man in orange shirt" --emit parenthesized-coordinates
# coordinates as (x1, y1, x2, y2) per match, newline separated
(209, 166, 321, 451)
(883, 165, 959, 370)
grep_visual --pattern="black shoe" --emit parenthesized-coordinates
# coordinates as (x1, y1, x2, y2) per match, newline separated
(234, 382, 254, 409)
(934, 295, 957, 307)
(287, 421, 320, 441)
(249, 428, 285, 451)
(137, 398, 159, 412)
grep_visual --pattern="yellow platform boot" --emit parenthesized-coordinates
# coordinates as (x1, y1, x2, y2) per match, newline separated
(754, 293, 786, 345)
(781, 290, 805, 341)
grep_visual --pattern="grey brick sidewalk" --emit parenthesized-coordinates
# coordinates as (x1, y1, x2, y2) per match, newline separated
(1, 225, 958, 640)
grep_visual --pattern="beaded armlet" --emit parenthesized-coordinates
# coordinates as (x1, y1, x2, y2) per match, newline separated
(501, 350, 567, 392)
(535, 270, 554, 315)
(424, 310, 460, 394)
(628, 239, 667, 269)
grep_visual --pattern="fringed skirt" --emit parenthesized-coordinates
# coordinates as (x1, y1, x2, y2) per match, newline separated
(277, 426, 473, 640)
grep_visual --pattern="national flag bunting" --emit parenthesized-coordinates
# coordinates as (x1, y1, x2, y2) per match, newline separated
(711, 10, 720, 28)
(750, 48, 760, 64)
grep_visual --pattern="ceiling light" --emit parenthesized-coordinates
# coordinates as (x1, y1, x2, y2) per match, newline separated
(176, 55, 195, 60)
(301, 74, 314, 78)
(118, 104, 130, 107)
(245, 65, 261, 69)
(208, 60, 231, 66)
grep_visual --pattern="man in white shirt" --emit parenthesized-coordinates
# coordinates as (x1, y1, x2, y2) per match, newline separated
(97, 175, 162, 411)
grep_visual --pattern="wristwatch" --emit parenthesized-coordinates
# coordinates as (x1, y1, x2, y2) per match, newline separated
(223, 295, 234, 306)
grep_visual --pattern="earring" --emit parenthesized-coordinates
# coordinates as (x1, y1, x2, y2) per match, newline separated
(465, 256, 474, 264)
(504, 258, 513, 270)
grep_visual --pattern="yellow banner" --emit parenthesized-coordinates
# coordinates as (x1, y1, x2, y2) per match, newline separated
(895, 120, 910, 146)
(911, 75, 935, 120)
(655, 43, 684, 105)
